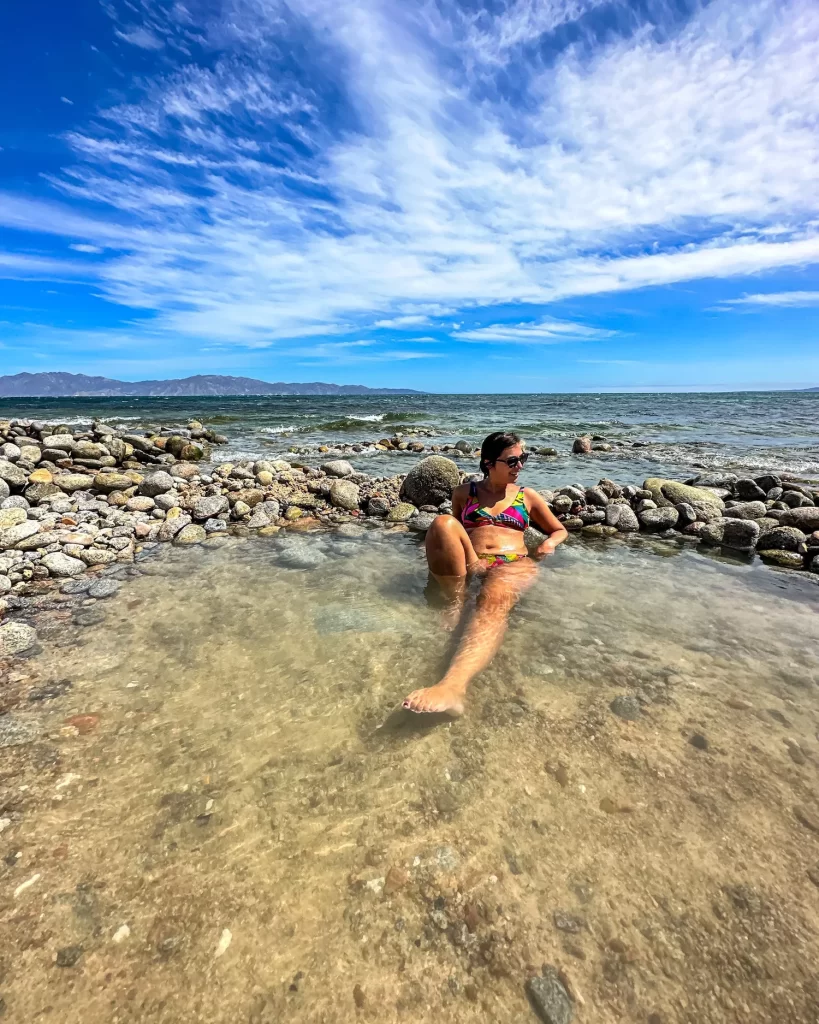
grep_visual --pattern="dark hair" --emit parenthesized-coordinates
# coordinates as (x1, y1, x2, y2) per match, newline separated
(479, 431, 522, 476)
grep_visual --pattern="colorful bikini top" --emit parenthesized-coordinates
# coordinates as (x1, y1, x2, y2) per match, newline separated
(461, 481, 530, 532)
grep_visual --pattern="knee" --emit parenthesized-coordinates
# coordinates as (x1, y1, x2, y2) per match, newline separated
(428, 514, 460, 536)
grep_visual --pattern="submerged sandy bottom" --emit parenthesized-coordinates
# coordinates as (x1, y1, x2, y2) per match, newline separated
(1, 530, 819, 1023)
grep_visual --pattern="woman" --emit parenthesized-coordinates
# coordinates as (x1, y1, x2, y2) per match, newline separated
(403, 431, 568, 717)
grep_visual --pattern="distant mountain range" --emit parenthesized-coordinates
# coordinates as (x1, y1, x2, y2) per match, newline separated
(0, 372, 423, 398)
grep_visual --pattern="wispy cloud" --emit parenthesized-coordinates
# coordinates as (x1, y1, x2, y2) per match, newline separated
(455, 317, 617, 344)
(719, 290, 819, 308)
(1, 0, 818, 356)
(60, 96, 74, 106)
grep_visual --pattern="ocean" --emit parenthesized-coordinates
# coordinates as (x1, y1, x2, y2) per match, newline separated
(3, 390, 818, 487)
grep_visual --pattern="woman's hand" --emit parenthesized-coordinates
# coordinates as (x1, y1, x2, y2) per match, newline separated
(533, 538, 557, 561)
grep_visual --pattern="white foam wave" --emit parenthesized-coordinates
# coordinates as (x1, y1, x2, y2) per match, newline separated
(261, 425, 300, 434)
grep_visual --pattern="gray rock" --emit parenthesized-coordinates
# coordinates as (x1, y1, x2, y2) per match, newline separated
(138, 471, 175, 497)
(0, 461, 31, 488)
(0, 574, 11, 594)
(329, 479, 360, 511)
(367, 496, 390, 517)
(1, 496, 30, 510)
(754, 473, 781, 492)
(173, 523, 207, 545)
(55, 473, 97, 494)
(0, 621, 38, 656)
(0, 442, 22, 460)
(585, 486, 609, 507)
(610, 694, 642, 720)
(203, 517, 227, 533)
(157, 514, 191, 542)
(192, 494, 229, 519)
(42, 432, 74, 451)
(79, 547, 118, 566)
(25, 481, 63, 503)
(41, 552, 85, 577)
(154, 492, 181, 511)
(722, 518, 760, 551)
(0, 714, 42, 747)
(690, 471, 738, 488)
(61, 578, 92, 594)
(526, 966, 573, 1024)
(408, 512, 437, 533)
(638, 507, 679, 530)
(578, 508, 605, 525)
(0, 521, 40, 549)
(321, 460, 354, 478)
(125, 495, 156, 512)
(781, 507, 819, 533)
(674, 502, 697, 526)
(454, 439, 472, 454)
(756, 526, 807, 552)
(0, 478, 9, 499)
(723, 501, 767, 521)
(246, 506, 273, 529)
(276, 542, 328, 570)
(399, 455, 460, 507)
(0, 507, 27, 529)
(735, 478, 766, 501)
(87, 579, 121, 599)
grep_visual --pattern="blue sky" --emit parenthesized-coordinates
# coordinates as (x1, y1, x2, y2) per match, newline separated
(1, 0, 818, 392)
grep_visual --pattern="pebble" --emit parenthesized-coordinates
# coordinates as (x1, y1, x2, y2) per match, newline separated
(214, 928, 232, 958)
(55, 946, 84, 968)
(689, 732, 709, 751)
(112, 924, 131, 943)
(609, 694, 642, 721)
(526, 966, 574, 1024)
(553, 910, 585, 933)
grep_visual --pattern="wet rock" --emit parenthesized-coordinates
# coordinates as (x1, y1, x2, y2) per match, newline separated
(526, 966, 573, 1024)
(639, 507, 679, 530)
(87, 579, 121, 599)
(92, 472, 134, 494)
(386, 503, 417, 523)
(0, 620, 38, 655)
(794, 805, 819, 834)
(553, 911, 585, 933)
(605, 504, 640, 532)
(73, 607, 106, 626)
(758, 549, 804, 568)
(55, 946, 83, 968)
(0, 714, 42, 747)
(329, 479, 360, 511)
(572, 437, 591, 454)
(609, 694, 642, 721)
(28, 678, 72, 702)
(537, 447, 558, 456)
(174, 523, 207, 545)
(646, 478, 724, 515)
(399, 455, 459, 507)
(689, 733, 709, 751)
(735, 478, 767, 500)
(757, 526, 807, 552)
(41, 552, 85, 577)
(408, 512, 436, 533)
(79, 547, 118, 566)
(722, 518, 760, 551)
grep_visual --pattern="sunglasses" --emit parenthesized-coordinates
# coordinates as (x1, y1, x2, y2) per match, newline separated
(495, 452, 530, 468)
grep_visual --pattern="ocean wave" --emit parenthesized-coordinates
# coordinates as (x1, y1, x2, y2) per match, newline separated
(260, 425, 300, 435)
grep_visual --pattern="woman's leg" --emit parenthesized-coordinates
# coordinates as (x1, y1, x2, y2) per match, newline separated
(404, 559, 537, 716)
(424, 515, 477, 628)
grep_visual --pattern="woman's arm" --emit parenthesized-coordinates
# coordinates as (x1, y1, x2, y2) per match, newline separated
(523, 489, 569, 560)
(451, 483, 469, 522)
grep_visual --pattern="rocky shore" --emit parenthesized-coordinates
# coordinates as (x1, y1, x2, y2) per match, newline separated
(1, 418, 818, 660)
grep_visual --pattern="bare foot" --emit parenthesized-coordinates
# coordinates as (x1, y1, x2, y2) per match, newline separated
(402, 681, 466, 716)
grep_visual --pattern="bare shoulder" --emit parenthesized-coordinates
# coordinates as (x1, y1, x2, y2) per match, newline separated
(452, 482, 472, 500)
(521, 486, 544, 504)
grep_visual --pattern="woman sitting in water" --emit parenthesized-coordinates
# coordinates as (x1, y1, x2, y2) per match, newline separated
(403, 431, 568, 717)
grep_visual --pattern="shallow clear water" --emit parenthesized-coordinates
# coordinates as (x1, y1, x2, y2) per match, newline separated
(2, 530, 819, 1022)
(4, 391, 819, 486)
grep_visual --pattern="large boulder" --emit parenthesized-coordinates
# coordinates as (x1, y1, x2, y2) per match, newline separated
(399, 456, 459, 508)
(644, 478, 724, 520)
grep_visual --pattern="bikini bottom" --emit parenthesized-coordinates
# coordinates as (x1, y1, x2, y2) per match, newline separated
(476, 552, 528, 569)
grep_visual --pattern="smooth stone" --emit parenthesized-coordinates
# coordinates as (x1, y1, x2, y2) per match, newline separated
(61, 578, 92, 595)
(138, 471, 175, 497)
(526, 966, 573, 1024)
(41, 552, 85, 577)
(757, 549, 804, 568)
(173, 524, 207, 545)
(399, 455, 459, 507)
(638, 507, 679, 530)
(386, 503, 417, 523)
(781, 507, 819, 533)
(0, 521, 40, 549)
(203, 517, 227, 533)
(321, 460, 354, 478)
(0, 461, 30, 487)
(80, 547, 118, 565)
(329, 479, 360, 511)
(408, 512, 437, 533)
(722, 500, 767, 521)
(722, 518, 760, 551)
(87, 579, 121, 599)
(572, 436, 592, 454)
(0, 507, 27, 529)
(93, 472, 135, 494)
(0, 621, 38, 656)
(192, 494, 229, 519)
(609, 694, 642, 721)
(125, 496, 156, 512)
(55, 473, 96, 493)
(756, 526, 807, 552)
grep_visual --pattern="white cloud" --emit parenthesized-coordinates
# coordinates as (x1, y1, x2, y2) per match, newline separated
(60, 96, 74, 105)
(720, 290, 819, 307)
(1, 0, 818, 349)
(455, 317, 617, 343)
(69, 243, 105, 254)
